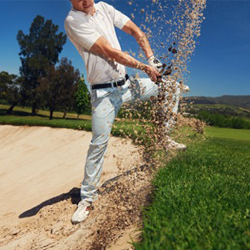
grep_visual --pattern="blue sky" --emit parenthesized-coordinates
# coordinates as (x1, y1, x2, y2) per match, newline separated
(0, 0, 249, 97)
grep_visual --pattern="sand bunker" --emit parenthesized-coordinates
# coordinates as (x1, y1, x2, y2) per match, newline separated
(0, 125, 147, 250)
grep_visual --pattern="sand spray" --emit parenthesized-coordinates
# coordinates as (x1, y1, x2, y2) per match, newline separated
(85, 1, 207, 249)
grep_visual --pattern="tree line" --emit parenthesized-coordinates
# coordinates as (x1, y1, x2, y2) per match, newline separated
(197, 111, 250, 130)
(0, 15, 90, 120)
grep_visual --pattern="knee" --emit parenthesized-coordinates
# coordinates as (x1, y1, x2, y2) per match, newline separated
(91, 118, 113, 145)
(91, 132, 110, 147)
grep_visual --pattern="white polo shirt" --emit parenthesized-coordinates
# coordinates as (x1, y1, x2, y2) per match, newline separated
(65, 1, 130, 85)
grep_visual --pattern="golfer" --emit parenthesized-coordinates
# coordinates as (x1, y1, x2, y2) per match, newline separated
(65, 0, 187, 223)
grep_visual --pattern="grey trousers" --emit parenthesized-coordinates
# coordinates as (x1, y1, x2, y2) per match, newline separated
(81, 76, 181, 202)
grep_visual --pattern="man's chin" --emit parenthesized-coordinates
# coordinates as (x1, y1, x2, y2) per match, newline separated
(83, 4, 93, 9)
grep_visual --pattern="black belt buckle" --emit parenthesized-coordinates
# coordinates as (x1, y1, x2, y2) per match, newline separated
(92, 74, 129, 90)
(114, 74, 129, 87)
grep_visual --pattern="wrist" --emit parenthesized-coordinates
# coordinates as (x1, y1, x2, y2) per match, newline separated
(147, 54, 154, 61)
(136, 61, 146, 71)
(141, 64, 151, 74)
(140, 63, 148, 72)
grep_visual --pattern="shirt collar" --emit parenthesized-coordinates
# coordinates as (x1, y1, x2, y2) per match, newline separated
(71, 3, 99, 16)
(94, 3, 99, 12)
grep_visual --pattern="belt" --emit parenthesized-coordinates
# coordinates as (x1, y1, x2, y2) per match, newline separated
(92, 74, 129, 90)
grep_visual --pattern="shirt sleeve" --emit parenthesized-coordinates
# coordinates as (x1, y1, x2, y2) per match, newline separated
(101, 2, 130, 29)
(64, 16, 102, 51)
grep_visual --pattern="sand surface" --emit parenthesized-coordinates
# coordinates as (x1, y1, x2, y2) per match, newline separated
(0, 125, 148, 250)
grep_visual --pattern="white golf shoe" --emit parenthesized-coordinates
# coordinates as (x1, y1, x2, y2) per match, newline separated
(167, 138, 187, 151)
(182, 85, 190, 93)
(71, 200, 92, 224)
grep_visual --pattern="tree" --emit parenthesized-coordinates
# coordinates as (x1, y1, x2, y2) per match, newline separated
(5, 77, 23, 114)
(17, 15, 67, 115)
(0, 71, 22, 114)
(74, 77, 90, 119)
(38, 57, 80, 120)
(57, 58, 81, 119)
(231, 117, 245, 129)
(0, 71, 15, 100)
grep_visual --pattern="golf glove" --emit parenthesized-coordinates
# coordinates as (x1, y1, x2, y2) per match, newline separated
(147, 55, 163, 72)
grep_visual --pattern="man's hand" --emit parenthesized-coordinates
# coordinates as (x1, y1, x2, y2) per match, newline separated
(143, 64, 161, 83)
(147, 55, 163, 72)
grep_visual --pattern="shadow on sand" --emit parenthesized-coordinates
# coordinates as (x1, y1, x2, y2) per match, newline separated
(19, 164, 149, 219)
(19, 187, 81, 218)
(0, 109, 48, 118)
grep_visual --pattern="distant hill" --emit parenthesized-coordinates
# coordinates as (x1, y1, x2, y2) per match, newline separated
(184, 95, 250, 129)
(187, 95, 250, 110)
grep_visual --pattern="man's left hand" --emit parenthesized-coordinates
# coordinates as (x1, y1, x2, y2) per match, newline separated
(143, 64, 161, 83)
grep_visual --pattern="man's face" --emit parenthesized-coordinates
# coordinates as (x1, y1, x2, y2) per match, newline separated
(71, 0, 94, 12)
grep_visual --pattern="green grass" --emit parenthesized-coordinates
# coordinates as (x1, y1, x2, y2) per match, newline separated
(205, 126, 250, 141)
(0, 105, 92, 131)
(0, 104, 91, 120)
(0, 104, 94, 131)
(134, 138, 250, 250)
(2, 103, 250, 249)
(0, 104, 152, 144)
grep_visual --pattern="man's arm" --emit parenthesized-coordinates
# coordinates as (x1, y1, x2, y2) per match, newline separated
(122, 20, 153, 60)
(89, 36, 160, 82)
(122, 20, 163, 72)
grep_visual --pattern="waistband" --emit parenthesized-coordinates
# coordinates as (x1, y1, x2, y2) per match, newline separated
(91, 74, 129, 90)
